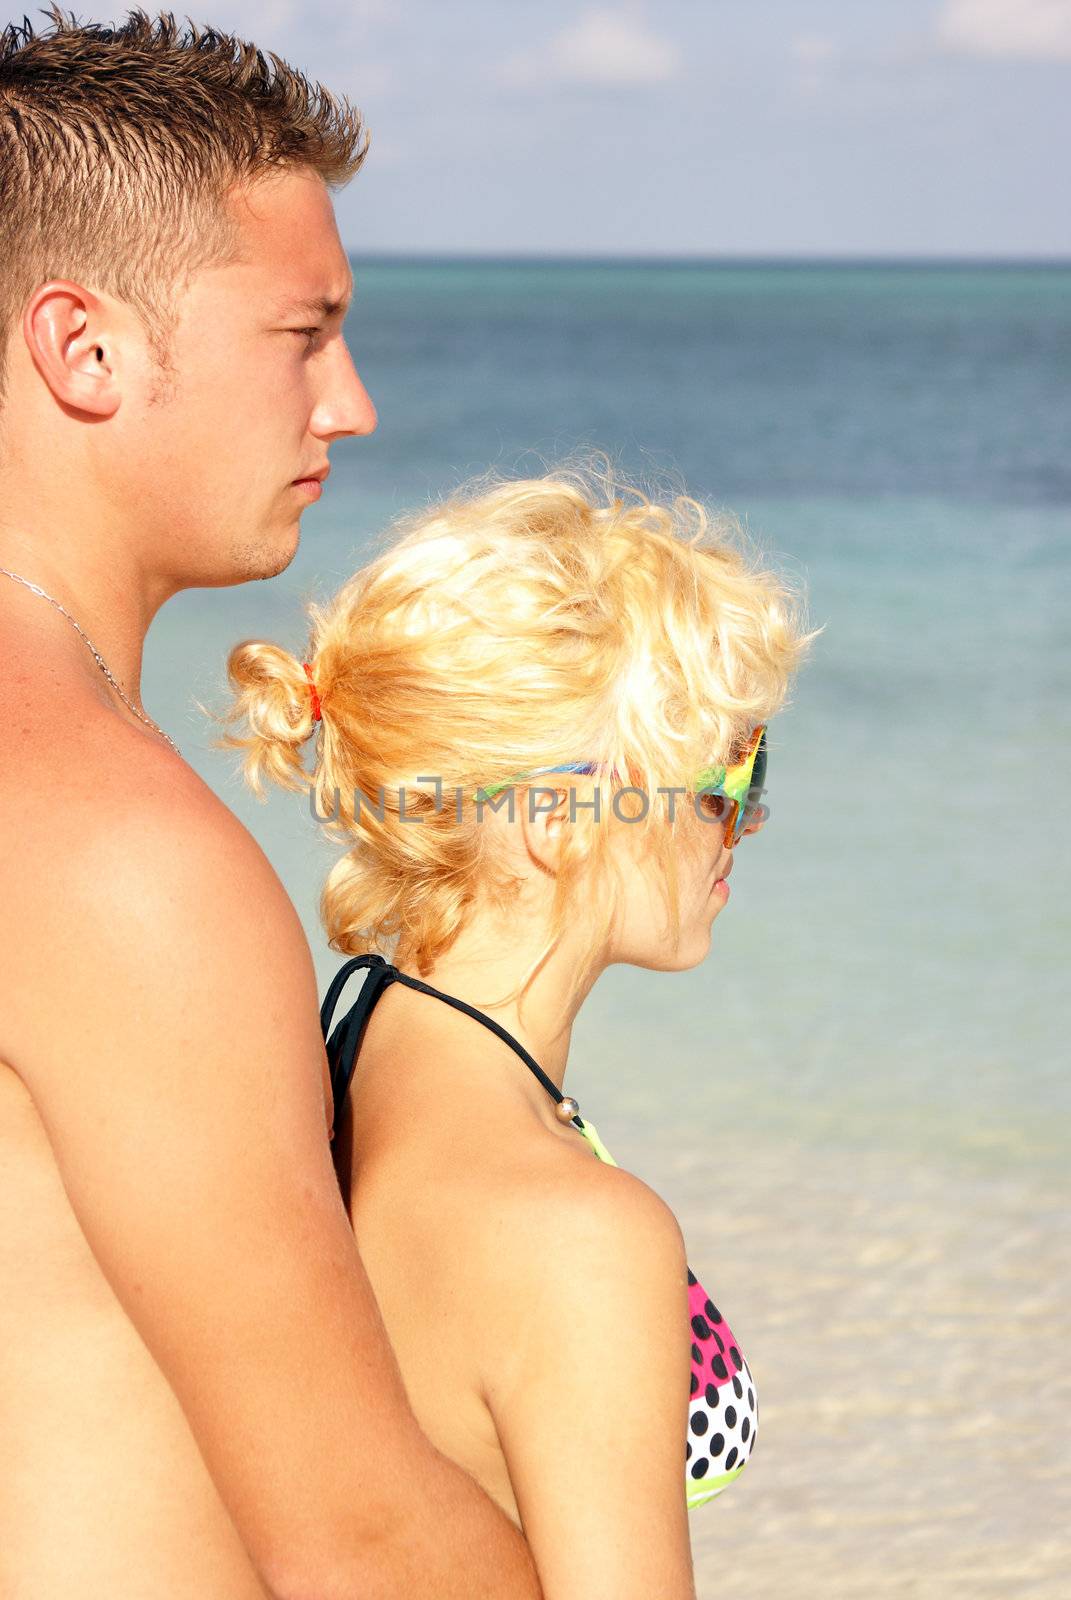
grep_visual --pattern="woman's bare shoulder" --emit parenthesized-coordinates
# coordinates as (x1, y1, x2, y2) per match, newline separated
(382, 1068, 684, 1267)
(348, 1015, 687, 1352)
(447, 1111, 688, 1380)
(504, 1127, 684, 1257)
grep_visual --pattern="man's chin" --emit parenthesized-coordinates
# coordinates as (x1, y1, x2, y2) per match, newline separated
(228, 522, 301, 584)
(257, 538, 301, 582)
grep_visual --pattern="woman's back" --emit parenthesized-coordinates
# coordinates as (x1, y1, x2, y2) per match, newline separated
(328, 957, 758, 1572)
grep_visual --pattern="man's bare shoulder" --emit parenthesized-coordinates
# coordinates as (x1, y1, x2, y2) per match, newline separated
(0, 698, 314, 1072)
(2, 699, 281, 907)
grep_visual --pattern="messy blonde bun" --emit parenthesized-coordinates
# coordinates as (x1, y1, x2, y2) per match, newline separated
(218, 640, 321, 797)
(216, 461, 821, 983)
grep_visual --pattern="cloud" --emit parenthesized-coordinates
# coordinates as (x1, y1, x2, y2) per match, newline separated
(500, 7, 681, 90)
(937, 0, 1071, 61)
(791, 34, 839, 69)
(789, 32, 841, 92)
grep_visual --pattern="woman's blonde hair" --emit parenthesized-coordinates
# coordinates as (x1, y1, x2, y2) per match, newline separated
(217, 462, 820, 1000)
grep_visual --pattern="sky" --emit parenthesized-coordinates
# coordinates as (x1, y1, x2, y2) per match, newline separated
(86, 1, 1071, 256)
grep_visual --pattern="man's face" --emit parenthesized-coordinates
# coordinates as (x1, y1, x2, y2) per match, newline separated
(112, 166, 376, 590)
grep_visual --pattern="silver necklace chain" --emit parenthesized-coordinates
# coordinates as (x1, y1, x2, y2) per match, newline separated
(0, 566, 180, 754)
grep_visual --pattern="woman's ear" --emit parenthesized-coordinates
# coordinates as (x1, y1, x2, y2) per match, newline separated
(518, 783, 569, 877)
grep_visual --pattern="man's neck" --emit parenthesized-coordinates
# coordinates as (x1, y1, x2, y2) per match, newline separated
(0, 505, 161, 709)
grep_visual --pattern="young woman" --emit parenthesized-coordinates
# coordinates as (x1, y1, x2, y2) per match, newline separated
(221, 468, 816, 1598)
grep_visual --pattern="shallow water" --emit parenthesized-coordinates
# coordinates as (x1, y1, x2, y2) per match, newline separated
(149, 260, 1070, 1596)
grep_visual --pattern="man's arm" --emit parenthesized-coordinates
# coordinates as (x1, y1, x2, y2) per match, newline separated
(12, 770, 540, 1600)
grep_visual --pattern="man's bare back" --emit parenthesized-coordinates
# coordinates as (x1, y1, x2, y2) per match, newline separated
(0, 1061, 268, 1597)
(0, 661, 270, 1594)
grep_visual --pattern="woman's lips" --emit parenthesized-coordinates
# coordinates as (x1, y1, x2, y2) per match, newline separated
(711, 861, 732, 897)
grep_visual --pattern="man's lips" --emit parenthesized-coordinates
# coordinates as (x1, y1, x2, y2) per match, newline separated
(293, 465, 331, 485)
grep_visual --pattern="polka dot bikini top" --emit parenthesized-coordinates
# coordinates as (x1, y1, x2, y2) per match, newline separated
(321, 954, 759, 1510)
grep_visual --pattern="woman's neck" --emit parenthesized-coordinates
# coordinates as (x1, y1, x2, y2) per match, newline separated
(405, 916, 604, 1091)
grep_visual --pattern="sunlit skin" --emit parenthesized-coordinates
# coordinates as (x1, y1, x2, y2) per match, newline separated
(0, 166, 376, 709)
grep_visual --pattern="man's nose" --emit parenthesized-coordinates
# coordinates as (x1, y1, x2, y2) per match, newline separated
(311, 338, 378, 441)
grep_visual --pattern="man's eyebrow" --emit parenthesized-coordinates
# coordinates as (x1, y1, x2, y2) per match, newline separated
(275, 288, 354, 320)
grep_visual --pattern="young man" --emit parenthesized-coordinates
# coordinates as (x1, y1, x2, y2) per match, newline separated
(0, 11, 541, 1598)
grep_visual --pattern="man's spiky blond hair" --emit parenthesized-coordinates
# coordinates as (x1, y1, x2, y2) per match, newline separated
(0, 6, 369, 401)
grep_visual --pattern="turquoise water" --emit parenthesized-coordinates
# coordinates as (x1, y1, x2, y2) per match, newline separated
(152, 261, 1071, 1178)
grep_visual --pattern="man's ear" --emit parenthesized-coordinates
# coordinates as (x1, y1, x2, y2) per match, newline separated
(23, 280, 122, 418)
(518, 784, 569, 877)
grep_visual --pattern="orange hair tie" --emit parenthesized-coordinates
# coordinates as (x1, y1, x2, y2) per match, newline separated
(302, 661, 322, 722)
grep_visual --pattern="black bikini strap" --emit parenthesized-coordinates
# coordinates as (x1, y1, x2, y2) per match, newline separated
(320, 954, 580, 1136)
(389, 969, 569, 1108)
(321, 954, 398, 1123)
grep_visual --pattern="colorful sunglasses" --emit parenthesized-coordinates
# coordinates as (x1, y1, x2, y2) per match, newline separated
(476, 723, 768, 849)
(692, 722, 769, 847)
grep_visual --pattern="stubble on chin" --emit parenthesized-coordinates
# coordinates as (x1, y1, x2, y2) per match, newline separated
(229, 523, 300, 583)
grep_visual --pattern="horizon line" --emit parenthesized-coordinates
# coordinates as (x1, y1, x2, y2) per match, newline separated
(344, 250, 1071, 268)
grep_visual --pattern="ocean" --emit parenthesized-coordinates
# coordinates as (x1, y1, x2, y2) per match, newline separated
(149, 261, 1070, 1598)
